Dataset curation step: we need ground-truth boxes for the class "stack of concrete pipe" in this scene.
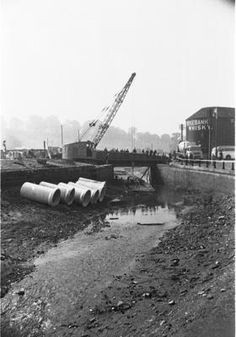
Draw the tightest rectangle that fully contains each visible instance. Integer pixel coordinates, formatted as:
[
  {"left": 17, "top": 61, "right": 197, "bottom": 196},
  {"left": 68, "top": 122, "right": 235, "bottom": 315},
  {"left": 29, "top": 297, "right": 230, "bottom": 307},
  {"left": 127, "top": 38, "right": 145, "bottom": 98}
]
[
  {"left": 77, "top": 177, "right": 106, "bottom": 202},
  {"left": 40, "top": 182, "right": 75, "bottom": 205},
  {"left": 67, "top": 182, "right": 92, "bottom": 207},
  {"left": 72, "top": 181, "right": 99, "bottom": 204},
  {"left": 20, "top": 178, "right": 106, "bottom": 207}
]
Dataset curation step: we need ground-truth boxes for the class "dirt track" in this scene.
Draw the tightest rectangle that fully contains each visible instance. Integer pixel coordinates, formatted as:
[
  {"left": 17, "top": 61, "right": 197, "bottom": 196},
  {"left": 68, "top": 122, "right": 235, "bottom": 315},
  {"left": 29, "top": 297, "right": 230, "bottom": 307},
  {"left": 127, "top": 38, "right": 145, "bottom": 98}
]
[{"left": 1, "top": 183, "right": 235, "bottom": 337}]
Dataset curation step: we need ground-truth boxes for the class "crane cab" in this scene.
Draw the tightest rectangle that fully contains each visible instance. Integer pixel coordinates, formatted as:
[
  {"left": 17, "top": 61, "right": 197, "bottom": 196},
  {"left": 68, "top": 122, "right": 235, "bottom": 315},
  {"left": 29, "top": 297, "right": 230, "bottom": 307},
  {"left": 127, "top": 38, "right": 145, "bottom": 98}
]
[{"left": 62, "top": 141, "right": 107, "bottom": 163}]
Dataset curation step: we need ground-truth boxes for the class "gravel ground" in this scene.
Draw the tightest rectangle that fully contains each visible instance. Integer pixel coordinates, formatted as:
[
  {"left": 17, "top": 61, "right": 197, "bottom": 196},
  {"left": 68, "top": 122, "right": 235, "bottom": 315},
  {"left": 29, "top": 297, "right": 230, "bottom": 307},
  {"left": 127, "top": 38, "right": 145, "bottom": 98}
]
[
  {"left": 1, "top": 183, "right": 235, "bottom": 337},
  {"left": 69, "top": 191, "right": 234, "bottom": 337}
]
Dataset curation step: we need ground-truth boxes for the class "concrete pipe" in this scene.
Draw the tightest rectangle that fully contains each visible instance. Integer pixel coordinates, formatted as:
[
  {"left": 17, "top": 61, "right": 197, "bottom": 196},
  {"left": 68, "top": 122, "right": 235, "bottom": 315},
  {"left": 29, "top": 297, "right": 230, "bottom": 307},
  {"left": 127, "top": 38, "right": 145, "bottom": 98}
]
[
  {"left": 74, "top": 181, "right": 99, "bottom": 204},
  {"left": 20, "top": 182, "right": 61, "bottom": 207},
  {"left": 67, "top": 182, "right": 91, "bottom": 207},
  {"left": 77, "top": 178, "right": 106, "bottom": 202},
  {"left": 78, "top": 177, "right": 106, "bottom": 187},
  {"left": 40, "top": 181, "right": 75, "bottom": 206}
]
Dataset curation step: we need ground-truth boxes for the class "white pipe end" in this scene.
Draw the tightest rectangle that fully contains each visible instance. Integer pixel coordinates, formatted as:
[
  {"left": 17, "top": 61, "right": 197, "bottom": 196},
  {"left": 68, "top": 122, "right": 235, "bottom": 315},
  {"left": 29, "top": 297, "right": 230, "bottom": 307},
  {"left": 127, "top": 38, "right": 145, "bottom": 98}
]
[{"left": 48, "top": 188, "right": 61, "bottom": 206}]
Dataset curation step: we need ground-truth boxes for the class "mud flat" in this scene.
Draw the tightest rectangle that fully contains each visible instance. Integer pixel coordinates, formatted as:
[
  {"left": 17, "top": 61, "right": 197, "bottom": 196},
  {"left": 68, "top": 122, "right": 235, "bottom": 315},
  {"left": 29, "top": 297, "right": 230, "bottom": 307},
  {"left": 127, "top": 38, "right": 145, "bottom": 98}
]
[{"left": 1, "top": 182, "right": 234, "bottom": 337}]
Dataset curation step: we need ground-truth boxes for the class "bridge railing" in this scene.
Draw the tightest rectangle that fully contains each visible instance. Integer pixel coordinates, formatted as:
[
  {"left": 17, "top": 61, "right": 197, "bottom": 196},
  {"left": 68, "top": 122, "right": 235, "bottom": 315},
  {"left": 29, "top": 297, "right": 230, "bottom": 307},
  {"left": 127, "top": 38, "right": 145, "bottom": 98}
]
[
  {"left": 106, "top": 152, "right": 169, "bottom": 163},
  {"left": 174, "top": 157, "right": 235, "bottom": 174}
]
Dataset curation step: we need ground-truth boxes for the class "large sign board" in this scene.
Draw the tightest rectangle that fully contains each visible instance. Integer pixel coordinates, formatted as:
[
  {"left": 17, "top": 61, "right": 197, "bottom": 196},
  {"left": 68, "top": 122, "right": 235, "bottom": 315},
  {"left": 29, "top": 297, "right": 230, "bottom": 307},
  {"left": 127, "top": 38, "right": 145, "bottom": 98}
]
[{"left": 186, "top": 119, "right": 209, "bottom": 131}]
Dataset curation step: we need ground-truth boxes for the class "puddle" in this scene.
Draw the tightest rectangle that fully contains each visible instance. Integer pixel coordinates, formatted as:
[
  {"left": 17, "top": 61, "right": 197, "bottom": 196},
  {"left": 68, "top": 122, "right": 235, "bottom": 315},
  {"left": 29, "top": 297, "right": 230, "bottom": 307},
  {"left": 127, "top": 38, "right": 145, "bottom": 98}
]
[
  {"left": 35, "top": 203, "right": 178, "bottom": 268},
  {"left": 106, "top": 205, "right": 176, "bottom": 226},
  {"left": 30, "top": 202, "right": 180, "bottom": 325}
]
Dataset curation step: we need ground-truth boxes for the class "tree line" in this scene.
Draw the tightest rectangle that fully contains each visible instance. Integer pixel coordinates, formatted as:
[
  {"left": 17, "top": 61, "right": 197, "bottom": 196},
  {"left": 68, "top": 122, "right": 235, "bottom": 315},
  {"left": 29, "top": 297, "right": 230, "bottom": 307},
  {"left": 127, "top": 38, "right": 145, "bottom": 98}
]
[{"left": 2, "top": 115, "right": 180, "bottom": 153}]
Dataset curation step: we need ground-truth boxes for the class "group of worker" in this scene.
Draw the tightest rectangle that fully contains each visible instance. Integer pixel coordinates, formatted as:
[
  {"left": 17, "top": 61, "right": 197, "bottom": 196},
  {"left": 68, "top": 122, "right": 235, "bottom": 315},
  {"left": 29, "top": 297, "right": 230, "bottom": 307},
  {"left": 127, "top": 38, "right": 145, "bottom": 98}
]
[{"left": 104, "top": 147, "right": 163, "bottom": 157}]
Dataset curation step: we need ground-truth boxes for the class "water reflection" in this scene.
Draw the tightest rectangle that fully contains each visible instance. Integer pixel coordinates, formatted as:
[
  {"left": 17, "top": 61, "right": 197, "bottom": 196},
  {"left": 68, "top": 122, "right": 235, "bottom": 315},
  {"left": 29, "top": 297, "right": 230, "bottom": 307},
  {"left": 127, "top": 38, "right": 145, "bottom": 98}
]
[
  {"left": 84, "top": 202, "right": 177, "bottom": 234},
  {"left": 82, "top": 185, "right": 185, "bottom": 234}
]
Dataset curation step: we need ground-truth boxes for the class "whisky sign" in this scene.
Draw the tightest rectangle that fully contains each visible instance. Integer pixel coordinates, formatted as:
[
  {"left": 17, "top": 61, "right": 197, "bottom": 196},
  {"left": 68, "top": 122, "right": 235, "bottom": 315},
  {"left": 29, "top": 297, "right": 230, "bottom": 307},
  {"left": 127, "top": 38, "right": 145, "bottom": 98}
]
[{"left": 186, "top": 119, "right": 209, "bottom": 131}]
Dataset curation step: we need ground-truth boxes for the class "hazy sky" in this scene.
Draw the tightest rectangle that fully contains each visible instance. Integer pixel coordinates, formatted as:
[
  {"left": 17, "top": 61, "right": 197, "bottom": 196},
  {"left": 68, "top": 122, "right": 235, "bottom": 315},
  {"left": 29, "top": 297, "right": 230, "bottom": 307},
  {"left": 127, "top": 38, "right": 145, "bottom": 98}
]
[{"left": 1, "top": 0, "right": 234, "bottom": 135}]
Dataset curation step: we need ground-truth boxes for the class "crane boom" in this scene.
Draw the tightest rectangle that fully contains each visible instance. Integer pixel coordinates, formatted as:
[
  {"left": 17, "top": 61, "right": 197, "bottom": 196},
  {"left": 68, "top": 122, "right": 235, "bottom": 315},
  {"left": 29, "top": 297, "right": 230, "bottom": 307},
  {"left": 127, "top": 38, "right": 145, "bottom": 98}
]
[{"left": 91, "top": 72, "right": 136, "bottom": 148}]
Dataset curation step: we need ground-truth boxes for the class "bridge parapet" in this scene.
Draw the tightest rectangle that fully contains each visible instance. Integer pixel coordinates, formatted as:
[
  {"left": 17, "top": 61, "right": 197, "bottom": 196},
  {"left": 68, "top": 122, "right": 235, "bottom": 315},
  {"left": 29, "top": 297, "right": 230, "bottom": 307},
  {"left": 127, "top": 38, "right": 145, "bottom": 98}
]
[
  {"left": 106, "top": 152, "right": 169, "bottom": 166},
  {"left": 172, "top": 158, "right": 235, "bottom": 176}
]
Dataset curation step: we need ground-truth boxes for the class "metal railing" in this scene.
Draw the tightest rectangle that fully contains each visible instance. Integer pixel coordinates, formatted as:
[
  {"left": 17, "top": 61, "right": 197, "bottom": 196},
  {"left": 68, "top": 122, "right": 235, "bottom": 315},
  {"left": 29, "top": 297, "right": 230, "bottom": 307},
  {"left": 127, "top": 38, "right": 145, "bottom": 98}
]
[{"left": 176, "top": 158, "right": 235, "bottom": 172}]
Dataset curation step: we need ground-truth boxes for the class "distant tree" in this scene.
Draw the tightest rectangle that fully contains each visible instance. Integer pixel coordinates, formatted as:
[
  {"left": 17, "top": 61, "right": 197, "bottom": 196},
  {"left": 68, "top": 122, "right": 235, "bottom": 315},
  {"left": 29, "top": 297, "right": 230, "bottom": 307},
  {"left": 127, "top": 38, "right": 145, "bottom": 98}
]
[
  {"left": 170, "top": 132, "right": 180, "bottom": 152},
  {"left": 6, "top": 135, "right": 22, "bottom": 149},
  {"left": 63, "top": 120, "right": 81, "bottom": 144},
  {"left": 4, "top": 117, "right": 25, "bottom": 148},
  {"left": 26, "top": 115, "right": 46, "bottom": 147},
  {"left": 99, "top": 125, "right": 129, "bottom": 150},
  {"left": 128, "top": 127, "right": 137, "bottom": 150},
  {"left": 45, "top": 116, "right": 61, "bottom": 146},
  {"left": 2, "top": 114, "right": 179, "bottom": 153},
  {"left": 160, "top": 134, "right": 171, "bottom": 152}
]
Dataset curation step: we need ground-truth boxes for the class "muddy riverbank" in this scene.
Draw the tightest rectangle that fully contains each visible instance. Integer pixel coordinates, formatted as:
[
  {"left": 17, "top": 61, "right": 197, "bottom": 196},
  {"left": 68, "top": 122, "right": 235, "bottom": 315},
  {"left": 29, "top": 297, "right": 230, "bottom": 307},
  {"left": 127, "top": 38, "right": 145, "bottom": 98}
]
[
  {"left": 1, "top": 182, "right": 235, "bottom": 337},
  {"left": 1, "top": 182, "right": 168, "bottom": 296}
]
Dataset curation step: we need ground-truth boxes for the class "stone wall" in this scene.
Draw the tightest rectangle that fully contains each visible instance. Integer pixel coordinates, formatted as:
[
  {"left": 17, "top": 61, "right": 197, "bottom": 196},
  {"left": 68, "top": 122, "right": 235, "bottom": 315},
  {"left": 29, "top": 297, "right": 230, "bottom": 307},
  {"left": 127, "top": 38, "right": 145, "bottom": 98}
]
[
  {"left": 157, "top": 164, "right": 235, "bottom": 195},
  {"left": 1, "top": 164, "right": 113, "bottom": 189},
  {"left": 95, "top": 165, "right": 114, "bottom": 181}
]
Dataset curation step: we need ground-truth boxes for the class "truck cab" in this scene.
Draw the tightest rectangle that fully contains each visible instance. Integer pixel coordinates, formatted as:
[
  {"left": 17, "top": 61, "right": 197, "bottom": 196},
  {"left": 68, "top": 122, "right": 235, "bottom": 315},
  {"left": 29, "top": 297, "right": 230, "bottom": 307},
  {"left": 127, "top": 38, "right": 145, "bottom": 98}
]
[
  {"left": 185, "top": 145, "right": 203, "bottom": 159},
  {"left": 211, "top": 146, "right": 235, "bottom": 160}
]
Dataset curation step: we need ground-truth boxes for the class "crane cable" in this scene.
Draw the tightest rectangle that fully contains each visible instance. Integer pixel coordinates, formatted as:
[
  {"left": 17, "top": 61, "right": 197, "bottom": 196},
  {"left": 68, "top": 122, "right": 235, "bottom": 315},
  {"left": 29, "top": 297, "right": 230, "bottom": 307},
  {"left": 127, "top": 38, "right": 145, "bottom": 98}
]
[
  {"left": 79, "top": 106, "right": 107, "bottom": 140},
  {"left": 80, "top": 92, "right": 119, "bottom": 141}
]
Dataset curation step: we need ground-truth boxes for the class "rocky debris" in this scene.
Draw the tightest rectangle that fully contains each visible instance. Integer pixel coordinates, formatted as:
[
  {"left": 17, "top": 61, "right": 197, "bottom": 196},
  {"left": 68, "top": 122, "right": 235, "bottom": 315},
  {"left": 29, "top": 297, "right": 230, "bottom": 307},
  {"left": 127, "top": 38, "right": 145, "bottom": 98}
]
[
  {"left": 110, "top": 233, "right": 119, "bottom": 239},
  {"left": 116, "top": 300, "right": 131, "bottom": 311},
  {"left": 1, "top": 186, "right": 234, "bottom": 337},
  {"left": 79, "top": 192, "right": 234, "bottom": 337},
  {"left": 206, "top": 294, "right": 214, "bottom": 300},
  {"left": 105, "top": 233, "right": 119, "bottom": 240},
  {"left": 197, "top": 290, "right": 205, "bottom": 296},
  {"left": 160, "top": 320, "right": 166, "bottom": 326},
  {"left": 137, "top": 222, "right": 164, "bottom": 226},
  {"left": 110, "top": 198, "right": 122, "bottom": 203},
  {"left": 37, "top": 250, "right": 45, "bottom": 255},
  {"left": 16, "top": 288, "right": 25, "bottom": 296},
  {"left": 1, "top": 253, "right": 6, "bottom": 261},
  {"left": 1, "top": 286, "right": 9, "bottom": 298},
  {"left": 170, "top": 258, "right": 180, "bottom": 266}
]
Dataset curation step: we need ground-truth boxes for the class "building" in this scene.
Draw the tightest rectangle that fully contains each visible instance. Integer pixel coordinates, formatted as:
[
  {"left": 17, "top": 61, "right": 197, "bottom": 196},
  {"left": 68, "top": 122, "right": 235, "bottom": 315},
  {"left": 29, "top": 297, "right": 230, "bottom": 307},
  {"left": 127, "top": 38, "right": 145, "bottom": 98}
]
[{"left": 186, "top": 107, "right": 235, "bottom": 157}]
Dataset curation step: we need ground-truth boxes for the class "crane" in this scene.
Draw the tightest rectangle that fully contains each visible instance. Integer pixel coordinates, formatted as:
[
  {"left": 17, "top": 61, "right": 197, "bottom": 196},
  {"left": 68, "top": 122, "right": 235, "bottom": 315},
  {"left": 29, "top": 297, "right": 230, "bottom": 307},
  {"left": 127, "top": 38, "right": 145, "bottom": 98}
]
[{"left": 82, "top": 72, "right": 136, "bottom": 149}]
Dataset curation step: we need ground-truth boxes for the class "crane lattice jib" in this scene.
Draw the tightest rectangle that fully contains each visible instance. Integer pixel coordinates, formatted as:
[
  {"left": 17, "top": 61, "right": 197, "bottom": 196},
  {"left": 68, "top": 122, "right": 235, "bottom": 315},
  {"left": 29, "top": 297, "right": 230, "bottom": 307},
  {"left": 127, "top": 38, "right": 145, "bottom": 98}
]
[{"left": 92, "top": 72, "right": 136, "bottom": 148}]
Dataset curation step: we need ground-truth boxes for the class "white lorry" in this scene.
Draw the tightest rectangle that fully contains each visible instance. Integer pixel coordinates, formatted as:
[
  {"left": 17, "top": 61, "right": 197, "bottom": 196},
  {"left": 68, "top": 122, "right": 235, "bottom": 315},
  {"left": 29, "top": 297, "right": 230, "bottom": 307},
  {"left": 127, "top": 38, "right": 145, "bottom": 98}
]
[
  {"left": 177, "top": 141, "right": 203, "bottom": 160},
  {"left": 211, "top": 146, "right": 235, "bottom": 160}
]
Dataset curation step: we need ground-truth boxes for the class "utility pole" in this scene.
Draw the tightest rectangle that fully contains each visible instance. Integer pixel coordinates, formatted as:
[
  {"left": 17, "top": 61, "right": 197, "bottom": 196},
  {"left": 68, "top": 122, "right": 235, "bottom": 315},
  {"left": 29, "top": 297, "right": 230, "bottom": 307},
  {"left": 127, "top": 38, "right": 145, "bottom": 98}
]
[
  {"left": 43, "top": 140, "right": 46, "bottom": 158},
  {"left": 61, "top": 124, "right": 64, "bottom": 149},
  {"left": 180, "top": 124, "right": 184, "bottom": 141},
  {"left": 208, "top": 110, "right": 212, "bottom": 159},
  {"left": 213, "top": 108, "right": 218, "bottom": 157}
]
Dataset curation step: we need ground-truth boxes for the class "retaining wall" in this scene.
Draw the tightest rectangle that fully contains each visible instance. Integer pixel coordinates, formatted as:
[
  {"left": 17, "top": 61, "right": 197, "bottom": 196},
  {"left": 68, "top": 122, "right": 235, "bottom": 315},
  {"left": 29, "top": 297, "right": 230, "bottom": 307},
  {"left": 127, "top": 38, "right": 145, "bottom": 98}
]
[
  {"left": 1, "top": 164, "right": 113, "bottom": 189},
  {"left": 158, "top": 164, "right": 235, "bottom": 195}
]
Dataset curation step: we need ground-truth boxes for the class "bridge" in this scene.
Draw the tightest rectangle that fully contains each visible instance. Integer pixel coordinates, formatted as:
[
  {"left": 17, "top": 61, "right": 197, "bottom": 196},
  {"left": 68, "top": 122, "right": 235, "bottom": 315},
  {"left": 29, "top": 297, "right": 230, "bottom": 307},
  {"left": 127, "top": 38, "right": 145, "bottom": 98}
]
[
  {"left": 104, "top": 152, "right": 169, "bottom": 167},
  {"left": 73, "top": 151, "right": 169, "bottom": 167}
]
